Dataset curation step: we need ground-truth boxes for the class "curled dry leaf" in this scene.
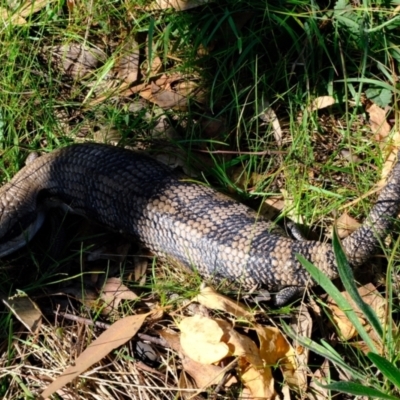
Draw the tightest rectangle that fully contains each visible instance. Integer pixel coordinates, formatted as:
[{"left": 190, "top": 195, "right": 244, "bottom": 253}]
[
  {"left": 41, "top": 312, "right": 151, "bottom": 399},
  {"left": 239, "top": 362, "right": 275, "bottom": 400},
  {"left": 116, "top": 39, "right": 140, "bottom": 84},
  {"left": 256, "top": 325, "right": 306, "bottom": 389},
  {"left": 308, "top": 95, "right": 336, "bottom": 112},
  {"left": 289, "top": 308, "right": 312, "bottom": 392},
  {"left": 309, "top": 359, "right": 331, "bottom": 400},
  {"left": 160, "top": 329, "right": 234, "bottom": 388},
  {"left": 42, "top": 43, "right": 106, "bottom": 80},
  {"left": 327, "top": 283, "right": 390, "bottom": 352},
  {"left": 193, "top": 285, "right": 253, "bottom": 319},
  {"left": 179, "top": 316, "right": 278, "bottom": 399},
  {"left": 367, "top": 103, "right": 391, "bottom": 142},
  {"left": 3, "top": 294, "right": 42, "bottom": 332},
  {"left": 100, "top": 277, "right": 139, "bottom": 315},
  {"left": 334, "top": 212, "right": 361, "bottom": 239}
]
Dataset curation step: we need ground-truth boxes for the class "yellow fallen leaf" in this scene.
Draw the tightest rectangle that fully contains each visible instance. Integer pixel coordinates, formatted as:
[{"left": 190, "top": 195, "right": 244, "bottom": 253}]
[
  {"left": 1, "top": 0, "right": 48, "bottom": 25},
  {"left": 308, "top": 95, "right": 335, "bottom": 111},
  {"left": 227, "top": 327, "right": 263, "bottom": 369},
  {"left": 240, "top": 361, "right": 275, "bottom": 400},
  {"left": 193, "top": 285, "right": 253, "bottom": 319},
  {"left": 256, "top": 325, "right": 305, "bottom": 389},
  {"left": 160, "top": 329, "right": 235, "bottom": 388},
  {"left": 0, "top": 7, "right": 26, "bottom": 24},
  {"left": 179, "top": 315, "right": 230, "bottom": 364}
]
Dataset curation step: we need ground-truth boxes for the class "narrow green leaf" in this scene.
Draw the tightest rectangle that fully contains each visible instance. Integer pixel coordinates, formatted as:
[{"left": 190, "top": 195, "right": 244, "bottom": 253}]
[
  {"left": 281, "top": 321, "right": 364, "bottom": 380},
  {"left": 297, "top": 254, "right": 379, "bottom": 353},
  {"left": 335, "top": 78, "right": 400, "bottom": 96},
  {"left": 332, "top": 231, "right": 383, "bottom": 338},
  {"left": 321, "top": 381, "right": 400, "bottom": 399},
  {"left": 368, "top": 352, "right": 400, "bottom": 389}
]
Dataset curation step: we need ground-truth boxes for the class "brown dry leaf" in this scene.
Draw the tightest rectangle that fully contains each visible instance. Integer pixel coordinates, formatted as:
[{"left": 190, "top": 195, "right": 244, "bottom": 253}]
[
  {"left": 309, "top": 359, "right": 331, "bottom": 400},
  {"left": 193, "top": 285, "right": 253, "bottom": 319},
  {"left": 159, "top": 328, "right": 182, "bottom": 351},
  {"left": 100, "top": 277, "right": 139, "bottom": 315},
  {"left": 124, "top": 73, "right": 198, "bottom": 110},
  {"left": 256, "top": 325, "right": 305, "bottom": 389},
  {"left": 150, "top": 55, "right": 163, "bottom": 76},
  {"left": 177, "top": 317, "right": 276, "bottom": 397},
  {"left": 41, "top": 312, "right": 150, "bottom": 399},
  {"left": 261, "top": 195, "right": 285, "bottom": 220},
  {"left": 181, "top": 352, "right": 233, "bottom": 388},
  {"left": 367, "top": 103, "right": 391, "bottom": 142},
  {"left": 335, "top": 212, "right": 361, "bottom": 239},
  {"left": 380, "top": 140, "right": 400, "bottom": 182},
  {"left": 327, "top": 283, "right": 388, "bottom": 349},
  {"left": 308, "top": 95, "right": 335, "bottom": 112},
  {"left": 179, "top": 315, "right": 230, "bottom": 364},
  {"left": 116, "top": 40, "right": 140, "bottom": 84},
  {"left": 43, "top": 43, "right": 106, "bottom": 79},
  {"left": 228, "top": 326, "right": 276, "bottom": 399},
  {"left": 3, "top": 294, "right": 42, "bottom": 332},
  {"left": 289, "top": 308, "right": 312, "bottom": 391},
  {"left": 329, "top": 302, "right": 359, "bottom": 340},
  {"left": 148, "top": 0, "right": 210, "bottom": 10},
  {"left": 139, "top": 81, "right": 187, "bottom": 109},
  {"left": 178, "top": 371, "right": 198, "bottom": 400}
]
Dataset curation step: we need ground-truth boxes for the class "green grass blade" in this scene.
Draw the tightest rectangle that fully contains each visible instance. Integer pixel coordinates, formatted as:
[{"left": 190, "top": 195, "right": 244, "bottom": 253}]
[
  {"left": 297, "top": 254, "right": 379, "bottom": 353},
  {"left": 368, "top": 352, "right": 400, "bottom": 389},
  {"left": 321, "top": 381, "right": 400, "bottom": 399},
  {"left": 281, "top": 321, "right": 365, "bottom": 380},
  {"left": 332, "top": 231, "right": 383, "bottom": 338}
]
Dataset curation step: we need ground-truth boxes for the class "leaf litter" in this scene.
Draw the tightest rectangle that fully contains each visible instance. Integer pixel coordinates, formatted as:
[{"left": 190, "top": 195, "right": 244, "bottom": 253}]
[{"left": 2, "top": 1, "right": 400, "bottom": 399}]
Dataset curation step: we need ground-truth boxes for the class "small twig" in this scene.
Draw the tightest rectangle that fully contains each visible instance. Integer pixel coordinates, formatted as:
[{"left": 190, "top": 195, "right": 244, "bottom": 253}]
[
  {"left": 209, "top": 358, "right": 239, "bottom": 400},
  {"left": 195, "top": 149, "right": 286, "bottom": 156},
  {"left": 55, "top": 311, "right": 110, "bottom": 329},
  {"left": 135, "top": 360, "right": 165, "bottom": 376},
  {"left": 138, "top": 333, "right": 169, "bottom": 347}
]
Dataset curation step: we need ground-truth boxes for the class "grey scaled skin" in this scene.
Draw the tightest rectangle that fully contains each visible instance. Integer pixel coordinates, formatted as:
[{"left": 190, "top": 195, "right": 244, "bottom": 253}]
[{"left": 0, "top": 143, "right": 399, "bottom": 305}]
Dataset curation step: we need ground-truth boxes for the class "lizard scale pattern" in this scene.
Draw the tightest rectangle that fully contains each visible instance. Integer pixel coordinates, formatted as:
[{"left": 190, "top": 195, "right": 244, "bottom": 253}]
[{"left": 0, "top": 143, "right": 399, "bottom": 304}]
